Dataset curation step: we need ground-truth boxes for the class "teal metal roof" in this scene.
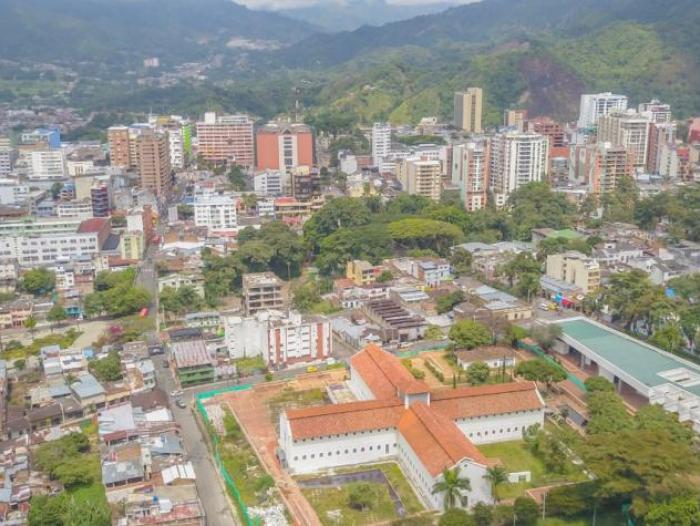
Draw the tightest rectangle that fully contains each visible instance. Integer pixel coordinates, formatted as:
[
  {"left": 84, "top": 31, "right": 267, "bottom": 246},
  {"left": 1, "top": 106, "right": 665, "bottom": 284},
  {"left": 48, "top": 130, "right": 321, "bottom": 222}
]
[{"left": 557, "top": 318, "right": 700, "bottom": 392}]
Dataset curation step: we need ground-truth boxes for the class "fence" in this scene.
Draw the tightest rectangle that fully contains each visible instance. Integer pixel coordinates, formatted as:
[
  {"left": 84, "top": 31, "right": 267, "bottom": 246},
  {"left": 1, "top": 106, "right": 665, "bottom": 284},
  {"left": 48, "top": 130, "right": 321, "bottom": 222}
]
[
  {"left": 516, "top": 340, "right": 588, "bottom": 392},
  {"left": 194, "top": 384, "right": 259, "bottom": 526}
]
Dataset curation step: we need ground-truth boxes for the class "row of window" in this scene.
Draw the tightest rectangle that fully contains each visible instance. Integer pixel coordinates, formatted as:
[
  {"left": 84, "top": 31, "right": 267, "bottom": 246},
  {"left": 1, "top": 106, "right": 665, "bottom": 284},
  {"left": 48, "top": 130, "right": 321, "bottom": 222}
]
[{"left": 293, "top": 443, "right": 395, "bottom": 462}]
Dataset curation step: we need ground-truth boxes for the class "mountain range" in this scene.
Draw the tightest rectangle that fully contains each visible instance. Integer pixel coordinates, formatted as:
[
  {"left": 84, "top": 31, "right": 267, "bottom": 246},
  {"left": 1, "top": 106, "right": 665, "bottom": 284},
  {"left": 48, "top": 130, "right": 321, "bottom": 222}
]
[{"left": 1, "top": 0, "right": 700, "bottom": 127}]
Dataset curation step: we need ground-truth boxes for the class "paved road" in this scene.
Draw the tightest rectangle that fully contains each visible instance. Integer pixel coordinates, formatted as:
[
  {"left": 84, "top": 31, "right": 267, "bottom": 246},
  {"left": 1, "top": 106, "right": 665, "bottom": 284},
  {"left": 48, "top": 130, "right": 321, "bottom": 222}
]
[{"left": 152, "top": 353, "right": 239, "bottom": 526}]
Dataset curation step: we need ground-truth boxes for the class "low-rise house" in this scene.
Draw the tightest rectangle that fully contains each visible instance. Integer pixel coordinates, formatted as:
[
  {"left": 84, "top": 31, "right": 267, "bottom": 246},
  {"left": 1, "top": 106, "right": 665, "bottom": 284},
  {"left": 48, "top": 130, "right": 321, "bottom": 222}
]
[
  {"left": 102, "top": 458, "right": 146, "bottom": 489},
  {"left": 455, "top": 346, "right": 516, "bottom": 370},
  {"left": 346, "top": 260, "right": 385, "bottom": 286},
  {"left": 454, "top": 281, "right": 532, "bottom": 325},
  {"left": 70, "top": 373, "right": 106, "bottom": 411},
  {"left": 184, "top": 311, "right": 220, "bottom": 330},
  {"left": 157, "top": 272, "right": 205, "bottom": 296},
  {"left": 333, "top": 279, "right": 390, "bottom": 309},
  {"left": 362, "top": 299, "right": 427, "bottom": 344},
  {"left": 123, "top": 484, "right": 205, "bottom": 526},
  {"left": 0, "top": 299, "right": 31, "bottom": 330}
]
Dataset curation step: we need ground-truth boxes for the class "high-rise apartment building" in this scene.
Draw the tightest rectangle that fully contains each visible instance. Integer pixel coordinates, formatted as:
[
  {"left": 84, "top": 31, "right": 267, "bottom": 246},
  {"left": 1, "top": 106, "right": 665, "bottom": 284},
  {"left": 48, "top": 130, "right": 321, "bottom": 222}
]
[
  {"left": 489, "top": 132, "right": 549, "bottom": 207},
  {"left": 136, "top": 131, "right": 172, "bottom": 195},
  {"left": 504, "top": 109, "right": 527, "bottom": 130},
  {"left": 371, "top": 122, "right": 391, "bottom": 166},
  {"left": 0, "top": 139, "right": 16, "bottom": 177},
  {"left": 647, "top": 122, "right": 677, "bottom": 174},
  {"left": 196, "top": 112, "right": 254, "bottom": 167},
  {"left": 546, "top": 251, "right": 600, "bottom": 294},
  {"left": 452, "top": 141, "right": 490, "bottom": 211},
  {"left": 577, "top": 92, "right": 628, "bottom": 129},
  {"left": 597, "top": 111, "right": 651, "bottom": 171},
  {"left": 526, "top": 117, "right": 565, "bottom": 148},
  {"left": 454, "top": 88, "right": 483, "bottom": 133},
  {"left": 398, "top": 158, "right": 442, "bottom": 202},
  {"left": 570, "top": 143, "right": 633, "bottom": 195},
  {"left": 107, "top": 126, "right": 131, "bottom": 168},
  {"left": 638, "top": 100, "right": 672, "bottom": 123},
  {"left": 256, "top": 123, "right": 313, "bottom": 171}
]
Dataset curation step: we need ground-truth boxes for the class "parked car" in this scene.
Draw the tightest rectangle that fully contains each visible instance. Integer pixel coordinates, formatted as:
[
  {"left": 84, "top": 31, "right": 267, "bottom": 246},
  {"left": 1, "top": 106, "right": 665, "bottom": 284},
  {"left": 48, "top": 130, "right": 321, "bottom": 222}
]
[{"left": 176, "top": 399, "right": 187, "bottom": 409}]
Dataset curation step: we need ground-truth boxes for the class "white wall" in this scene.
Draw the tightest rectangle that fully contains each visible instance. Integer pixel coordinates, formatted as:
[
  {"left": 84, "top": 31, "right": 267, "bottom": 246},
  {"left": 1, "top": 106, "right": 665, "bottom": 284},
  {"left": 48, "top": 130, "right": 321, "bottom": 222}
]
[
  {"left": 455, "top": 409, "right": 544, "bottom": 445},
  {"left": 348, "top": 364, "right": 377, "bottom": 401}
]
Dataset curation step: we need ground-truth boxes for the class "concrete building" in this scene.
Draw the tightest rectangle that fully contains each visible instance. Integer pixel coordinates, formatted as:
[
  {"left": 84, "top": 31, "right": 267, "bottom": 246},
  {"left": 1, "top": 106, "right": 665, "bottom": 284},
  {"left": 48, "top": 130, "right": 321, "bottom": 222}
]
[
  {"left": 504, "top": 109, "right": 527, "bottom": 130},
  {"left": 452, "top": 141, "right": 490, "bottom": 211},
  {"left": 193, "top": 193, "right": 238, "bottom": 232},
  {"left": 21, "top": 127, "right": 61, "bottom": 149},
  {"left": 362, "top": 299, "right": 427, "bottom": 343},
  {"left": 242, "top": 272, "right": 286, "bottom": 315},
  {"left": 107, "top": 126, "right": 132, "bottom": 168},
  {"left": 554, "top": 317, "right": 700, "bottom": 433},
  {"left": 545, "top": 251, "right": 600, "bottom": 294},
  {"left": 455, "top": 346, "right": 516, "bottom": 370},
  {"left": 371, "top": 123, "right": 391, "bottom": 166},
  {"left": 279, "top": 344, "right": 545, "bottom": 511},
  {"left": 137, "top": 130, "right": 172, "bottom": 195},
  {"left": 169, "top": 340, "right": 215, "bottom": 387},
  {"left": 597, "top": 111, "right": 651, "bottom": 172},
  {"left": 346, "top": 259, "right": 384, "bottom": 286},
  {"left": 570, "top": 142, "right": 633, "bottom": 195},
  {"left": 256, "top": 122, "right": 313, "bottom": 171},
  {"left": 0, "top": 143, "right": 16, "bottom": 176},
  {"left": 647, "top": 122, "right": 676, "bottom": 174},
  {"left": 56, "top": 199, "right": 94, "bottom": 219},
  {"left": 225, "top": 310, "right": 332, "bottom": 368},
  {"left": 638, "top": 100, "right": 672, "bottom": 123},
  {"left": 577, "top": 92, "right": 628, "bottom": 129},
  {"left": 254, "top": 170, "right": 286, "bottom": 197},
  {"left": 121, "top": 231, "right": 145, "bottom": 260},
  {"left": 454, "top": 88, "right": 483, "bottom": 133},
  {"left": 196, "top": 112, "right": 254, "bottom": 167},
  {"left": 490, "top": 132, "right": 548, "bottom": 207},
  {"left": 526, "top": 117, "right": 565, "bottom": 148},
  {"left": 398, "top": 158, "right": 442, "bottom": 201},
  {"left": 29, "top": 149, "right": 66, "bottom": 180}
]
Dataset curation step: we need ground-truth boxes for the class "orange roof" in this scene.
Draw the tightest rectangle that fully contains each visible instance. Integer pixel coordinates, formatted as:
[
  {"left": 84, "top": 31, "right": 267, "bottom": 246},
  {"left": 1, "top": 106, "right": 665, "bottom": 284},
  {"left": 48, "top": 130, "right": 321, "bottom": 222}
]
[
  {"left": 286, "top": 399, "right": 403, "bottom": 440},
  {"left": 77, "top": 217, "right": 109, "bottom": 233},
  {"left": 399, "top": 402, "right": 487, "bottom": 477},
  {"left": 431, "top": 382, "right": 543, "bottom": 420},
  {"left": 350, "top": 344, "right": 429, "bottom": 400}
]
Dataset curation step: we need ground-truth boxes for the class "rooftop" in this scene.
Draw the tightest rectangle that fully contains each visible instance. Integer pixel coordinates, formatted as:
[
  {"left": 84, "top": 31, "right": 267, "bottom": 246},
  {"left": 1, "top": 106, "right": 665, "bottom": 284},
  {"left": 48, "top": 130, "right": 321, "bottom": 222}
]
[
  {"left": 351, "top": 343, "right": 429, "bottom": 399},
  {"left": 455, "top": 346, "right": 515, "bottom": 364},
  {"left": 170, "top": 340, "right": 214, "bottom": 369}
]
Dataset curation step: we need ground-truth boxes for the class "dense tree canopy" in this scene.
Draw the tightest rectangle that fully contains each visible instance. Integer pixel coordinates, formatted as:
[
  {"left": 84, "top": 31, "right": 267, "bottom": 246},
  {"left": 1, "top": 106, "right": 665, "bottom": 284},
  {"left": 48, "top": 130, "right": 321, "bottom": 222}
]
[
  {"left": 21, "top": 267, "right": 55, "bottom": 295},
  {"left": 449, "top": 320, "right": 492, "bottom": 349}
]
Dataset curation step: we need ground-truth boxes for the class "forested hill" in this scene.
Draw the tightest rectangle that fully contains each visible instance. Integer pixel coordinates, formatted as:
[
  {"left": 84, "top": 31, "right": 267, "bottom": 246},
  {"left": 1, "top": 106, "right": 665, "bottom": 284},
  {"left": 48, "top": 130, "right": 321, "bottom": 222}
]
[
  {"left": 273, "top": 0, "right": 699, "bottom": 68},
  {"left": 0, "top": 0, "right": 317, "bottom": 67}
]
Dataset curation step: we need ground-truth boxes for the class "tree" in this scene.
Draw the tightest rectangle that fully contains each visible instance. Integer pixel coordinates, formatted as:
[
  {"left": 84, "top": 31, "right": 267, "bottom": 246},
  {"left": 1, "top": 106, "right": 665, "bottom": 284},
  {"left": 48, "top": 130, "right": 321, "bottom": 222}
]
[
  {"left": 472, "top": 502, "right": 493, "bottom": 526},
  {"left": 449, "top": 320, "right": 492, "bottom": 349},
  {"left": 484, "top": 466, "right": 508, "bottom": 503},
  {"left": 388, "top": 218, "right": 463, "bottom": 255},
  {"left": 586, "top": 391, "right": 633, "bottom": 434},
  {"left": 650, "top": 323, "right": 684, "bottom": 354},
  {"left": 227, "top": 165, "right": 247, "bottom": 190},
  {"left": 545, "top": 482, "right": 596, "bottom": 518},
  {"left": 21, "top": 268, "right": 55, "bottom": 295},
  {"left": 432, "top": 467, "right": 471, "bottom": 510},
  {"left": 376, "top": 270, "right": 393, "bottom": 283},
  {"left": 177, "top": 204, "right": 193, "bottom": 219},
  {"left": 438, "top": 508, "right": 474, "bottom": 526},
  {"left": 14, "top": 359, "right": 26, "bottom": 370},
  {"left": 634, "top": 404, "right": 694, "bottom": 445},
  {"left": 503, "top": 325, "right": 528, "bottom": 347},
  {"left": 303, "top": 197, "right": 372, "bottom": 251},
  {"left": 47, "top": 303, "right": 68, "bottom": 330},
  {"left": 89, "top": 351, "right": 123, "bottom": 382},
  {"left": 347, "top": 483, "right": 378, "bottom": 511},
  {"left": 583, "top": 376, "right": 615, "bottom": 393},
  {"left": 450, "top": 248, "right": 473, "bottom": 276},
  {"left": 436, "top": 290, "right": 465, "bottom": 314},
  {"left": 514, "top": 359, "right": 566, "bottom": 390},
  {"left": 28, "top": 494, "right": 67, "bottom": 526},
  {"left": 467, "top": 361, "right": 490, "bottom": 386},
  {"left": 25, "top": 316, "right": 37, "bottom": 341},
  {"left": 500, "top": 253, "right": 541, "bottom": 295},
  {"left": 644, "top": 496, "right": 700, "bottom": 526},
  {"left": 530, "top": 324, "right": 562, "bottom": 350},
  {"left": 513, "top": 497, "right": 539, "bottom": 526},
  {"left": 425, "top": 325, "right": 443, "bottom": 340}
]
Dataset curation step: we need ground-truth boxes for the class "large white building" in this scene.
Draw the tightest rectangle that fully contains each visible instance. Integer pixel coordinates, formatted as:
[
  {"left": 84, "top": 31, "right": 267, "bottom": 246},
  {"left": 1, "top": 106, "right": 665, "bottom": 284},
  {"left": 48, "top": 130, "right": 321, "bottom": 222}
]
[
  {"left": 452, "top": 141, "right": 490, "bottom": 211},
  {"left": 489, "top": 132, "right": 549, "bottom": 207},
  {"left": 29, "top": 149, "right": 67, "bottom": 180},
  {"left": 225, "top": 310, "right": 332, "bottom": 368},
  {"left": 577, "top": 92, "right": 629, "bottom": 129},
  {"left": 193, "top": 194, "right": 238, "bottom": 232},
  {"left": 279, "top": 344, "right": 545, "bottom": 511},
  {"left": 371, "top": 123, "right": 392, "bottom": 166}
]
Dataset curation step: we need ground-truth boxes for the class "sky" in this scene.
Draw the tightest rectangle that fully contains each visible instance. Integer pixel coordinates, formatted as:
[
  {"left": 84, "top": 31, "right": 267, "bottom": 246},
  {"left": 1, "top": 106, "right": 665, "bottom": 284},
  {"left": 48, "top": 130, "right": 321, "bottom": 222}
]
[{"left": 236, "top": 0, "right": 479, "bottom": 10}]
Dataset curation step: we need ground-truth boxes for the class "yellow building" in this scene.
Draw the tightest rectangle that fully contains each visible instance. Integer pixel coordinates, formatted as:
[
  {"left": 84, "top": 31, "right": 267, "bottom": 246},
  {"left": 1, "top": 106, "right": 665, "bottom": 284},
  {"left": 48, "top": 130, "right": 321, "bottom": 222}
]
[
  {"left": 545, "top": 251, "right": 600, "bottom": 294},
  {"left": 454, "top": 88, "right": 484, "bottom": 133},
  {"left": 346, "top": 259, "right": 383, "bottom": 286}
]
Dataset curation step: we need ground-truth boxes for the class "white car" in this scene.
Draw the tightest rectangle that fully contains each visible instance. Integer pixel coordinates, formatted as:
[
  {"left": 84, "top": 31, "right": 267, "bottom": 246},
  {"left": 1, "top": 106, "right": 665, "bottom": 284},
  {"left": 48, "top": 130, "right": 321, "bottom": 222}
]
[{"left": 170, "top": 389, "right": 183, "bottom": 397}]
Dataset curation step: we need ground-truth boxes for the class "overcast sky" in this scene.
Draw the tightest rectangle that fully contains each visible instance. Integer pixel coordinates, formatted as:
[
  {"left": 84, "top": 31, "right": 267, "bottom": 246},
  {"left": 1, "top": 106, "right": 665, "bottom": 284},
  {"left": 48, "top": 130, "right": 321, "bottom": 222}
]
[{"left": 237, "top": 0, "right": 479, "bottom": 10}]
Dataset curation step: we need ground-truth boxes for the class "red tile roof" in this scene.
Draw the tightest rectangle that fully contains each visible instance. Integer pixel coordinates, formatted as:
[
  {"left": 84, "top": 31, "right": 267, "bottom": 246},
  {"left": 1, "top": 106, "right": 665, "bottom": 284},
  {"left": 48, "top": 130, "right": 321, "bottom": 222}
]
[
  {"left": 287, "top": 399, "right": 403, "bottom": 440},
  {"left": 77, "top": 217, "right": 109, "bottom": 233},
  {"left": 431, "top": 382, "right": 543, "bottom": 420},
  {"left": 350, "top": 344, "right": 429, "bottom": 400},
  {"left": 399, "top": 402, "right": 487, "bottom": 477}
]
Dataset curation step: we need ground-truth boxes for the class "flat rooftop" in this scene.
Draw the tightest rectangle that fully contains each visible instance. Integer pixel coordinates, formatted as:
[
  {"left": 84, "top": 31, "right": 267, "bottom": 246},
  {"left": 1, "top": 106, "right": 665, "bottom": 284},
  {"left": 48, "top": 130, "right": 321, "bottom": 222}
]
[{"left": 557, "top": 318, "right": 700, "bottom": 396}]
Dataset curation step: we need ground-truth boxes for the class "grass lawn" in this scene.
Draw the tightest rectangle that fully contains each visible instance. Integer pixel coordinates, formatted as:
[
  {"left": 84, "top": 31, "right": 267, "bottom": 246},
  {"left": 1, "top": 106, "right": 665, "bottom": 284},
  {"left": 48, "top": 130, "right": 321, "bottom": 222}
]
[
  {"left": 300, "top": 462, "right": 425, "bottom": 526},
  {"left": 539, "top": 508, "right": 626, "bottom": 525},
  {"left": 234, "top": 355, "right": 267, "bottom": 376},
  {"left": 266, "top": 387, "right": 327, "bottom": 425},
  {"left": 478, "top": 441, "right": 587, "bottom": 500},
  {"left": 1, "top": 329, "right": 82, "bottom": 361}
]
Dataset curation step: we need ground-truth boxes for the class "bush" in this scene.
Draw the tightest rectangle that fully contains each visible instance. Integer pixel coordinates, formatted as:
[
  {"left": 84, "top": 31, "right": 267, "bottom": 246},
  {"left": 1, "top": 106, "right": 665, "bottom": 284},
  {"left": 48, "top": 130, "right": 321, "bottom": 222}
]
[
  {"left": 347, "top": 483, "right": 378, "bottom": 511},
  {"left": 401, "top": 358, "right": 426, "bottom": 379},
  {"left": 546, "top": 483, "right": 596, "bottom": 517},
  {"left": 439, "top": 508, "right": 474, "bottom": 526},
  {"left": 425, "top": 358, "right": 445, "bottom": 382},
  {"left": 584, "top": 376, "right": 615, "bottom": 393},
  {"left": 513, "top": 497, "right": 539, "bottom": 526}
]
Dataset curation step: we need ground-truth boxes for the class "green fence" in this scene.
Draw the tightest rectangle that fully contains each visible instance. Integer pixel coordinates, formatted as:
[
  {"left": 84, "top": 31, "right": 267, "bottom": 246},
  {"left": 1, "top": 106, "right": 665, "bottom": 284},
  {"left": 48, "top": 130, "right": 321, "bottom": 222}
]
[
  {"left": 195, "top": 384, "right": 260, "bottom": 526},
  {"left": 516, "top": 340, "right": 588, "bottom": 392}
]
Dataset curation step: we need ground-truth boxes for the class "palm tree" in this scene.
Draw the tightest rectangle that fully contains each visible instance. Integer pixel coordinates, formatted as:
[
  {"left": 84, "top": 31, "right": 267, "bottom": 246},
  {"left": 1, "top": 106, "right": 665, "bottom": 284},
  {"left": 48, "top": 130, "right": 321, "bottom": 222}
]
[
  {"left": 484, "top": 465, "right": 508, "bottom": 503},
  {"left": 432, "top": 467, "right": 471, "bottom": 510}
]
